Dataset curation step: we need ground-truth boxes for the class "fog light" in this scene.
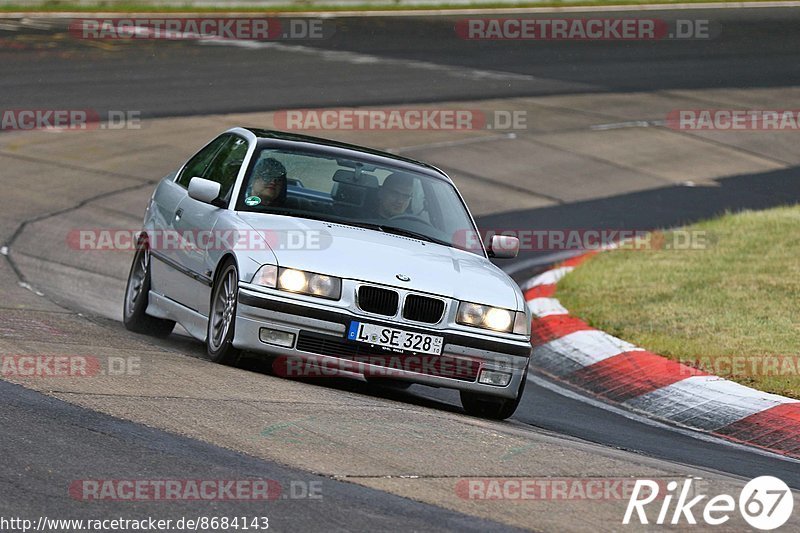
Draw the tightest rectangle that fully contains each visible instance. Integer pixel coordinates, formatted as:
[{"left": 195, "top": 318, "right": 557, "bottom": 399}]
[
  {"left": 259, "top": 328, "right": 295, "bottom": 348},
  {"left": 478, "top": 369, "right": 511, "bottom": 387}
]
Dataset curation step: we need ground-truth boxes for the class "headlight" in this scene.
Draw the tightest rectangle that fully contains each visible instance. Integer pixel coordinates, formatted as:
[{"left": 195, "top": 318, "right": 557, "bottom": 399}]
[
  {"left": 457, "top": 302, "right": 528, "bottom": 335},
  {"left": 251, "top": 265, "right": 341, "bottom": 300},
  {"left": 278, "top": 268, "right": 341, "bottom": 300},
  {"left": 484, "top": 307, "right": 513, "bottom": 331},
  {"left": 279, "top": 268, "right": 307, "bottom": 292}
]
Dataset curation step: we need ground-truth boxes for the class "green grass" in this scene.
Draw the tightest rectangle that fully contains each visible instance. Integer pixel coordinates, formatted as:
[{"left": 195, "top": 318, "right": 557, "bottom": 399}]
[
  {"left": 0, "top": 0, "right": 791, "bottom": 13},
  {"left": 557, "top": 205, "right": 800, "bottom": 399}
]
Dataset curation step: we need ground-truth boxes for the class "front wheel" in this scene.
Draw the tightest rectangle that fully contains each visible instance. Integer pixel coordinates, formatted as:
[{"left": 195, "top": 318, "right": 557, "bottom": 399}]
[
  {"left": 123, "top": 243, "right": 175, "bottom": 338},
  {"left": 460, "top": 374, "right": 527, "bottom": 420},
  {"left": 207, "top": 259, "right": 241, "bottom": 365}
]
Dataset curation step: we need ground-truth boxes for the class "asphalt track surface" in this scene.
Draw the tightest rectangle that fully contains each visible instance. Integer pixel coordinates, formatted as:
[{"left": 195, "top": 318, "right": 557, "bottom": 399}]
[
  {"left": 2, "top": 6, "right": 800, "bottom": 529},
  {"left": 2, "top": 8, "right": 800, "bottom": 117},
  {"left": 0, "top": 379, "right": 521, "bottom": 532}
]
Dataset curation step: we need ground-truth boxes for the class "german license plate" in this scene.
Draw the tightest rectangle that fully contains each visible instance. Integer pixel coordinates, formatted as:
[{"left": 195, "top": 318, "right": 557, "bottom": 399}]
[{"left": 347, "top": 321, "right": 443, "bottom": 356}]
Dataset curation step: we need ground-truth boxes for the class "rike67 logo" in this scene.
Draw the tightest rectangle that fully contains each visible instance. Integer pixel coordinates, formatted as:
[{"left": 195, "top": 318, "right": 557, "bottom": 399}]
[{"left": 624, "top": 476, "right": 793, "bottom": 530}]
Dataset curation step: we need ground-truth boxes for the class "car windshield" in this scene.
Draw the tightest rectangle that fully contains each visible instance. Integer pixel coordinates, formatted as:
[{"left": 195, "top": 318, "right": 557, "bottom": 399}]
[{"left": 236, "top": 147, "right": 483, "bottom": 255}]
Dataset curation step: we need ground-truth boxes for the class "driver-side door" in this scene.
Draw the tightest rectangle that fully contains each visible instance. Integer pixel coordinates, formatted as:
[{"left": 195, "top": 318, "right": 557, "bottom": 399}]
[
  {"left": 173, "top": 134, "right": 249, "bottom": 317},
  {"left": 150, "top": 134, "right": 228, "bottom": 307}
]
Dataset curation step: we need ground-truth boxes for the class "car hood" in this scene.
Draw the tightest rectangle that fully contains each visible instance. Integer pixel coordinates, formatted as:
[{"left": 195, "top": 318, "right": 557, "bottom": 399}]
[{"left": 237, "top": 213, "right": 522, "bottom": 310}]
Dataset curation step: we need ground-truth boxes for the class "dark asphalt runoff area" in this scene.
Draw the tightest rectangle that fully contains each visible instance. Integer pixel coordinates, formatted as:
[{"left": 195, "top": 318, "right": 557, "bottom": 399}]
[{"left": 2, "top": 6, "right": 800, "bottom": 528}]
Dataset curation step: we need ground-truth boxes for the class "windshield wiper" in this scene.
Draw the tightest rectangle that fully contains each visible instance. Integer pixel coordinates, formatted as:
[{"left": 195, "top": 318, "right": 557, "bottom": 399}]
[
  {"left": 378, "top": 225, "right": 451, "bottom": 247},
  {"left": 334, "top": 220, "right": 385, "bottom": 232}
]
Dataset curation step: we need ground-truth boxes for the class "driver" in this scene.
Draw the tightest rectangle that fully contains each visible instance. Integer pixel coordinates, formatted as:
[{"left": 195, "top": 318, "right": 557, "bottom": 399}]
[
  {"left": 249, "top": 158, "right": 287, "bottom": 206},
  {"left": 376, "top": 172, "right": 414, "bottom": 219}
]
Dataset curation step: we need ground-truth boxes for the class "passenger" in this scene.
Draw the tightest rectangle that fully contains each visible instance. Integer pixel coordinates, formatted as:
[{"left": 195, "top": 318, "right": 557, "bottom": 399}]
[
  {"left": 249, "top": 158, "right": 287, "bottom": 206},
  {"left": 375, "top": 172, "right": 414, "bottom": 219}
]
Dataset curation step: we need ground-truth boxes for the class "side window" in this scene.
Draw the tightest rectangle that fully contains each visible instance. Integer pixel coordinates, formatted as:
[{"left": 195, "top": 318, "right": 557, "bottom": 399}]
[
  {"left": 204, "top": 136, "right": 249, "bottom": 202},
  {"left": 175, "top": 135, "right": 229, "bottom": 188}
]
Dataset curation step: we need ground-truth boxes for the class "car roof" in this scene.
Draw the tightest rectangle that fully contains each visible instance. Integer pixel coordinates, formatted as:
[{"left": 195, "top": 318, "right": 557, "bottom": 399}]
[{"left": 244, "top": 128, "right": 451, "bottom": 182}]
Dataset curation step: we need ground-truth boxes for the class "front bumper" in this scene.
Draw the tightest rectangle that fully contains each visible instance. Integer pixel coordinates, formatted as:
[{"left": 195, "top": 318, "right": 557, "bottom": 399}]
[{"left": 233, "top": 287, "right": 531, "bottom": 399}]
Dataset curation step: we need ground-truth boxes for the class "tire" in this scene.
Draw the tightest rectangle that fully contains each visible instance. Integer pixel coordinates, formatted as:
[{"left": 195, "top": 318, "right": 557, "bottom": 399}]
[
  {"left": 123, "top": 241, "right": 175, "bottom": 338},
  {"left": 207, "top": 259, "right": 241, "bottom": 365},
  {"left": 460, "top": 373, "right": 527, "bottom": 420}
]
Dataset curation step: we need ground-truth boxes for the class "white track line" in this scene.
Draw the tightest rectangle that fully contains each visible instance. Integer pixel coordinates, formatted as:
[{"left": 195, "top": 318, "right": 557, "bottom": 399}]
[{"left": 199, "top": 39, "right": 542, "bottom": 82}]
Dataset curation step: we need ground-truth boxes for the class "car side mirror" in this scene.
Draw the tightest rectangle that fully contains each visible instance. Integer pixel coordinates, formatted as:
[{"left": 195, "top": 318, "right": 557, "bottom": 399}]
[
  {"left": 188, "top": 177, "right": 222, "bottom": 206},
  {"left": 488, "top": 235, "right": 520, "bottom": 259}
]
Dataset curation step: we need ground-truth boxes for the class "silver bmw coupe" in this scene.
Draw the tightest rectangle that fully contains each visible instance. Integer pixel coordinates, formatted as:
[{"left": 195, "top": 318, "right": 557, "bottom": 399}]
[{"left": 124, "top": 128, "right": 531, "bottom": 419}]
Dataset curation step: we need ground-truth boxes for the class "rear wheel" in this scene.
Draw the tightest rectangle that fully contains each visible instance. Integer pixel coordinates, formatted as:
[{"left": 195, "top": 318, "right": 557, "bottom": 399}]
[
  {"left": 460, "top": 374, "right": 527, "bottom": 420},
  {"left": 123, "top": 242, "right": 175, "bottom": 338},
  {"left": 207, "top": 259, "right": 241, "bottom": 365}
]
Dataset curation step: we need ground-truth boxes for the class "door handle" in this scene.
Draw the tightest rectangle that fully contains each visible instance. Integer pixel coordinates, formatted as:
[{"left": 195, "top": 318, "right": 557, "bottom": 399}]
[{"left": 175, "top": 208, "right": 183, "bottom": 221}]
